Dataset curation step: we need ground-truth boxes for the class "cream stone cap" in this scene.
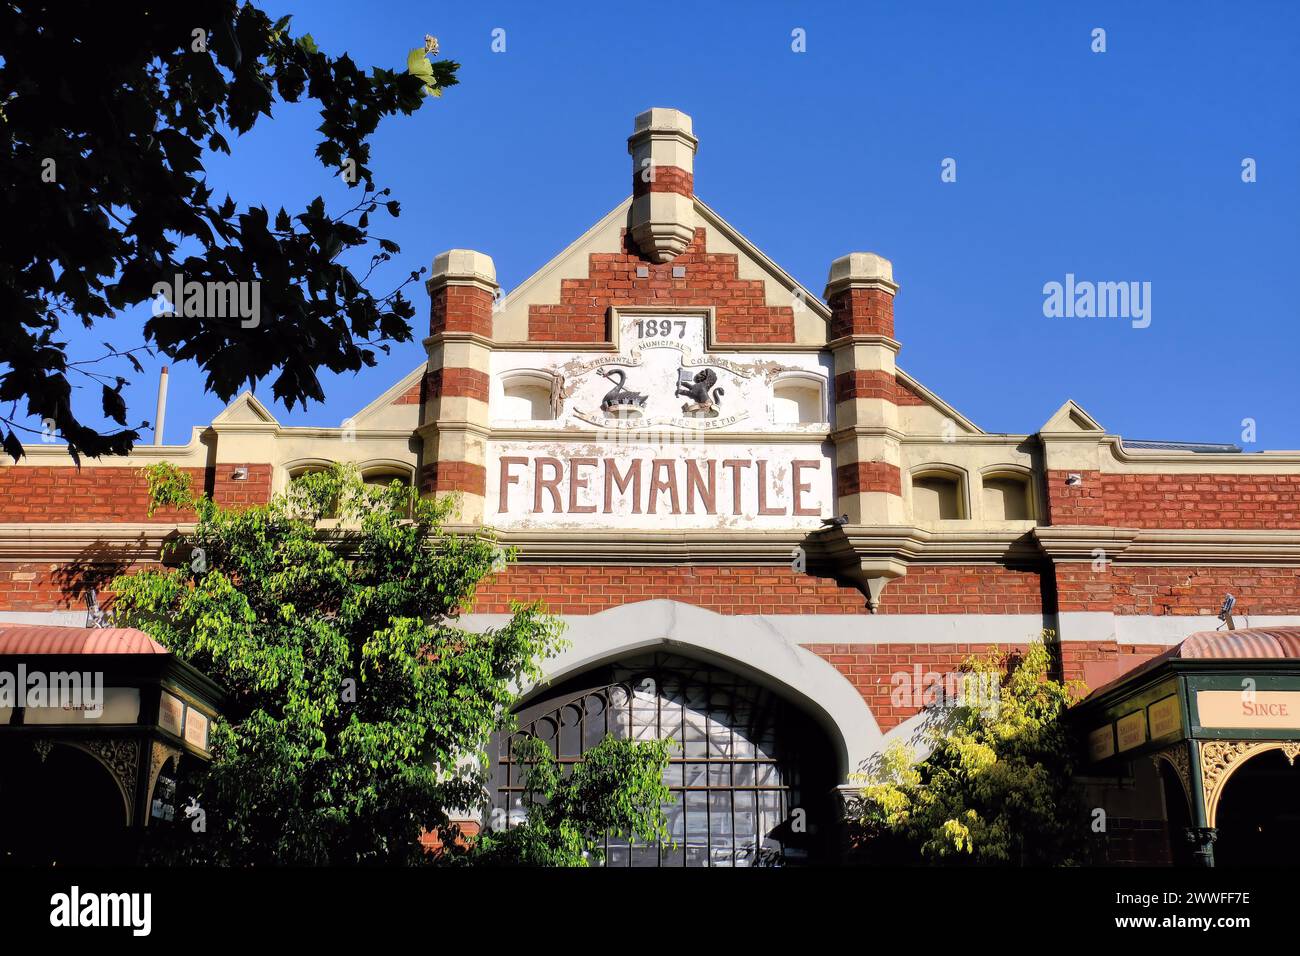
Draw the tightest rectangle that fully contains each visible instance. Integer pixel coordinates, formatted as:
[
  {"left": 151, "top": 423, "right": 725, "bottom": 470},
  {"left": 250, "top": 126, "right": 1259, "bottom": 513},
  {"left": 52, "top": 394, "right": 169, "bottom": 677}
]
[
  {"left": 825, "top": 252, "right": 898, "bottom": 298},
  {"left": 628, "top": 108, "right": 698, "bottom": 148},
  {"left": 430, "top": 249, "right": 498, "bottom": 288}
]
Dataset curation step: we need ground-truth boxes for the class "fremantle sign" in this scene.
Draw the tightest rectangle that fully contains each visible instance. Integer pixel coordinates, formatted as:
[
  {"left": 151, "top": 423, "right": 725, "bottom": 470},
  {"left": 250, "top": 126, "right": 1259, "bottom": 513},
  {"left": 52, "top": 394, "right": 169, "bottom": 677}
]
[{"left": 488, "top": 442, "right": 832, "bottom": 530}]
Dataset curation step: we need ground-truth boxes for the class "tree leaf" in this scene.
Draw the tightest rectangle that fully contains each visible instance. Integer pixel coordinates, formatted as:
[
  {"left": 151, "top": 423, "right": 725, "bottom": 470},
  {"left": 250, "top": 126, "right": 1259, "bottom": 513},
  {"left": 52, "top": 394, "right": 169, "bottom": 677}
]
[{"left": 102, "top": 383, "right": 128, "bottom": 425}]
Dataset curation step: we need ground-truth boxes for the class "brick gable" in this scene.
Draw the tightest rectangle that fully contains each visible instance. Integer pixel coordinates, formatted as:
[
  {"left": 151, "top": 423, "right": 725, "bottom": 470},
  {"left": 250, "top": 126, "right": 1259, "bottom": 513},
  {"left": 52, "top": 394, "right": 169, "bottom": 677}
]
[{"left": 527, "top": 229, "right": 796, "bottom": 344}]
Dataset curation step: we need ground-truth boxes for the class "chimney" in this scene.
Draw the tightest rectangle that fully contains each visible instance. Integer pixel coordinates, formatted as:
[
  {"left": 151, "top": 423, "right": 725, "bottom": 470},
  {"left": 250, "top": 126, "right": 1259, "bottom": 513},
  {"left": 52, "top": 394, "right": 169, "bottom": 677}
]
[
  {"left": 153, "top": 365, "right": 169, "bottom": 445},
  {"left": 627, "top": 107, "right": 697, "bottom": 262}
]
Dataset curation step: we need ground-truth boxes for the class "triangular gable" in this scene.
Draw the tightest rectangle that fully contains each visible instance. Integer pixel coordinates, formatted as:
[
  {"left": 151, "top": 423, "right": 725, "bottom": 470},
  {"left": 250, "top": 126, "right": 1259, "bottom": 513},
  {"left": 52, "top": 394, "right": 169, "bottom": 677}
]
[
  {"left": 211, "top": 391, "right": 278, "bottom": 425},
  {"left": 895, "top": 369, "right": 983, "bottom": 434},
  {"left": 1040, "top": 399, "right": 1105, "bottom": 435},
  {"left": 693, "top": 198, "right": 830, "bottom": 321},
  {"left": 490, "top": 194, "right": 833, "bottom": 344},
  {"left": 491, "top": 199, "right": 633, "bottom": 342},
  {"left": 349, "top": 364, "right": 425, "bottom": 427}
]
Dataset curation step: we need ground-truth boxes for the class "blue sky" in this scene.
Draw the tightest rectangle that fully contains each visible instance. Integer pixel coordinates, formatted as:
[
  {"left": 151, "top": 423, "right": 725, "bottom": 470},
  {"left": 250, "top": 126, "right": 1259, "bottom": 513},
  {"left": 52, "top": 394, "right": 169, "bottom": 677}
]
[{"left": 66, "top": 1, "right": 1300, "bottom": 448}]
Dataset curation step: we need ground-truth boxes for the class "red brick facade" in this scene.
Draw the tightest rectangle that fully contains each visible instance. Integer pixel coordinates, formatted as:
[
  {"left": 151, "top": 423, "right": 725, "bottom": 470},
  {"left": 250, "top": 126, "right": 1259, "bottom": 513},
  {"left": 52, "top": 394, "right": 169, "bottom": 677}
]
[
  {"left": 1, "top": 105, "right": 1293, "bottom": 867},
  {"left": 1100, "top": 473, "right": 1300, "bottom": 529},
  {"left": 470, "top": 563, "right": 1042, "bottom": 617},
  {"left": 827, "top": 287, "right": 894, "bottom": 339},
  {"left": 836, "top": 461, "right": 903, "bottom": 497},
  {"left": 211, "top": 464, "right": 274, "bottom": 509},
  {"left": 834, "top": 369, "right": 898, "bottom": 403},
  {"left": 1046, "top": 470, "right": 1300, "bottom": 529},
  {"left": 418, "top": 461, "right": 487, "bottom": 497},
  {"left": 1056, "top": 563, "right": 1300, "bottom": 616},
  {"left": 1044, "top": 469, "right": 1105, "bottom": 524},
  {"left": 803, "top": 640, "right": 1168, "bottom": 732},
  {"left": 393, "top": 381, "right": 423, "bottom": 405},
  {"left": 430, "top": 284, "right": 494, "bottom": 337},
  {"left": 527, "top": 229, "right": 796, "bottom": 344},
  {"left": 0, "top": 464, "right": 270, "bottom": 523},
  {"left": 632, "top": 165, "right": 693, "bottom": 198},
  {"left": 894, "top": 376, "right": 928, "bottom": 406},
  {"left": 473, "top": 565, "right": 866, "bottom": 616},
  {"left": 424, "top": 367, "right": 490, "bottom": 402},
  {"left": 0, "top": 561, "right": 157, "bottom": 612}
]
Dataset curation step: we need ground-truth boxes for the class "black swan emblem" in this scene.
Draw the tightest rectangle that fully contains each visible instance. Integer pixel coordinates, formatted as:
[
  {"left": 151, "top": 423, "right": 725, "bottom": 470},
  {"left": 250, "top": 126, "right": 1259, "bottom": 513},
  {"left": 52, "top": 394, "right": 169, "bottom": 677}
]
[{"left": 597, "top": 368, "right": 648, "bottom": 411}]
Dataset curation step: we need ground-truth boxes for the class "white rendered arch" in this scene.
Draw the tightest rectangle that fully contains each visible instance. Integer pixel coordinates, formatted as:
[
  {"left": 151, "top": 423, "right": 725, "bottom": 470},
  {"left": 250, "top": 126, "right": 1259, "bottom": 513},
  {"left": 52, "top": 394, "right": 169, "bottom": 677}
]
[{"left": 465, "top": 599, "right": 884, "bottom": 781}]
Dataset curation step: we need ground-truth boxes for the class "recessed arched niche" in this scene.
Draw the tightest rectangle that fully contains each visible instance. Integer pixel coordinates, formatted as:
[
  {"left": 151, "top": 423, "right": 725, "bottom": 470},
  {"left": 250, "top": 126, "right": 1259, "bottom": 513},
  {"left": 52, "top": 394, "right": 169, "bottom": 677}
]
[
  {"left": 499, "top": 371, "right": 555, "bottom": 421},
  {"left": 771, "top": 375, "right": 825, "bottom": 425},
  {"left": 981, "top": 470, "right": 1035, "bottom": 522},
  {"left": 910, "top": 468, "right": 966, "bottom": 521},
  {"left": 360, "top": 464, "right": 413, "bottom": 489}
]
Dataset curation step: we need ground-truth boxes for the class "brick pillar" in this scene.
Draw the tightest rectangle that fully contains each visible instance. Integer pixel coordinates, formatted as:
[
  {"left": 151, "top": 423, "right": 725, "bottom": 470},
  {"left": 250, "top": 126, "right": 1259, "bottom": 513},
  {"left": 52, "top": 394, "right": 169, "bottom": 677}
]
[
  {"left": 627, "top": 107, "right": 697, "bottom": 262},
  {"left": 418, "top": 249, "right": 496, "bottom": 524},
  {"left": 825, "top": 253, "right": 905, "bottom": 524}
]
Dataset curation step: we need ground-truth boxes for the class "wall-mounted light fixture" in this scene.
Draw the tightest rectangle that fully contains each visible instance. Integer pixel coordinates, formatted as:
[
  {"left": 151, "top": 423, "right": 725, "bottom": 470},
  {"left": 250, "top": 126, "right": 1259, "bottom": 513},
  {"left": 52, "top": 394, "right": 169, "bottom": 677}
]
[{"left": 1219, "top": 593, "right": 1236, "bottom": 631}]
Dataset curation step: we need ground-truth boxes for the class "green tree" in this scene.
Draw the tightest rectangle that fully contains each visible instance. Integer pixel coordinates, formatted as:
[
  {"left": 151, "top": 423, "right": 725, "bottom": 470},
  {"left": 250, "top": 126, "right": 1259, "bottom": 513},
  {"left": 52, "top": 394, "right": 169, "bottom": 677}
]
[
  {"left": 112, "top": 464, "right": 670, "bottom": 865},
  {"left": 852, "top": 637, "right": 1086, "bottom": 865},
  {"left": 465, "top": 736, "right": 674, "bottom": 866},
  {"left": 0, "top": 2, "right": 458, "bottom": 462}
]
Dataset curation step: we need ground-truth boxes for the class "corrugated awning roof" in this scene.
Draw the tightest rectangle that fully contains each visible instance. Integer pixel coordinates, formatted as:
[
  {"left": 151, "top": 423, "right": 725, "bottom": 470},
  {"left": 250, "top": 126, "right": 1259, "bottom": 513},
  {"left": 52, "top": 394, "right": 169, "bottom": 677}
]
[
  {"left": 1175, "top": 627, "right": 1300, "bottom": 660},
  {"left": 1083, "top": 626, "right": 1300, "bottom": 701},
  {"left": 0, "top": 625, "right": 169, "bottom": 655}
]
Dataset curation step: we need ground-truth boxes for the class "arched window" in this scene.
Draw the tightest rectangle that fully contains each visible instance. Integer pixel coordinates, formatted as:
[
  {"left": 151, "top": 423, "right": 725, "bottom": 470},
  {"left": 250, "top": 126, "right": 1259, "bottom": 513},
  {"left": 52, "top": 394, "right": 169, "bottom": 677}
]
[
  {"left": 492, "top": 653, "right": 835, "bottom": 867},
  {"left": 911, "top": 467, "right": 966, "bottom": 521},
  {"left": 771, "top": 376, "right": 825, "bottom": 425}
]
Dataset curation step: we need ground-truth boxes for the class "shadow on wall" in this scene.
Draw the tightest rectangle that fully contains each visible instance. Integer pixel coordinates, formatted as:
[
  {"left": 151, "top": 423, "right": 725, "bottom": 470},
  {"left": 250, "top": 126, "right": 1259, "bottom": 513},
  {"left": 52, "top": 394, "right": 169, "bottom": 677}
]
[{"left": 50, "top": 536, "right": 154, "bottom": 618}]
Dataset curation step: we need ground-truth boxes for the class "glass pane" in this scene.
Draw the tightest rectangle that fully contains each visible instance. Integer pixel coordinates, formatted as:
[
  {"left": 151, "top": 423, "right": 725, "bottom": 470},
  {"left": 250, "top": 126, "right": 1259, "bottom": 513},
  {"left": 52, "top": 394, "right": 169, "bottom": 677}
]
[
  {"left": 685, "top": 789, "right": 709, "bottom": 859},
  {"left": 630, "top": 844, "right": 659, "bottom": 867},
  {"left": 732, "top": 731, "right": 755, "bottom": 759},
  {"left": 757, "top": 791, "right": 784, "bottom": 843},
  {"left": 661, "top": 839, "right": 685, "bottom": 867},
  {"left": 683, "top": 708, "right": 708, "bottom": 757},
  {"left": 734, "top": 790, "right": 757, "bottom": 863},
  {"left": 707, "top": 717, "right": 732, "bottom": 758},
  {"left": 583, "top": 697, "right": 607, "bottom": 748},
  {"left": 663, "top": 795, "right": 686, "bottom": 843},
  {"left": 683, "top": 762, "right": 709, "bottom": 789},
  {"left": 659, "top": 696, "right": 683, "bottom": 743},
  {"left": 559, "top": 704, "right": 582, "bottom": 757},
  {"left": 494, "top": 655, "right": 808, "bottom": 868},
  {"left": 709, "top": 791, "right": 733, "bottom": 838}
]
